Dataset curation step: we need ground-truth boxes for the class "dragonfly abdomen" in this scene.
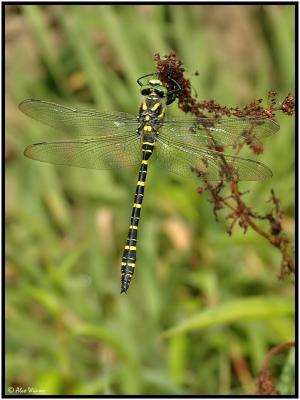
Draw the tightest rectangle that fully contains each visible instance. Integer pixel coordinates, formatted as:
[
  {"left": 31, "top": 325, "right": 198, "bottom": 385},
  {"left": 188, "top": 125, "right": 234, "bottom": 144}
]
[{"left": 120, "top": 136, "right": 157, "bottom": 293}]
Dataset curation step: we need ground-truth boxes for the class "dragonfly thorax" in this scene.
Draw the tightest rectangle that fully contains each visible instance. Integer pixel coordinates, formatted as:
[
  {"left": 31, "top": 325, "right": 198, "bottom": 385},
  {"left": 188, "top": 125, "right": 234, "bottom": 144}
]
[{"left": 138, "top": 91, "right": 166, "bottom": 138}]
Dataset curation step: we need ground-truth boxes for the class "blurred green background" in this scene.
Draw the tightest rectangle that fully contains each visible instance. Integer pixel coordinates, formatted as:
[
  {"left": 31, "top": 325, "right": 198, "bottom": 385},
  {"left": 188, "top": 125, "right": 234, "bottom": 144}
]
[{"left": 5, "top": 4, "right": 295, "bottom": 396}]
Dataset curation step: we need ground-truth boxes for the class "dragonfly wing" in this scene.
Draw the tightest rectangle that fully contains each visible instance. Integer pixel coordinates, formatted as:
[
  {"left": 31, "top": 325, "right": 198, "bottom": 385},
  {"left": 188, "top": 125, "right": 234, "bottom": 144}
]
[
  {"left": 161, "top": 116, "right": 279, "bottom": 147},
  {"left": 24, "top": 136, "right": 142, "bottom": 170},
  {"left": 19, "top": 99, "right": 138, "bottom": 137},
  {"left": 155, "top": 137, "right": 272, "bottom": 181}
]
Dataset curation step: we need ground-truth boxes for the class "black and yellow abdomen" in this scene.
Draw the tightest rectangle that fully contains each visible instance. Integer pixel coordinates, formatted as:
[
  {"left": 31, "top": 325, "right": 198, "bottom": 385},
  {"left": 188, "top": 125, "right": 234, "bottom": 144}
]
[{"left": 120, "top": 141, "right": 153, "bottom": 293}]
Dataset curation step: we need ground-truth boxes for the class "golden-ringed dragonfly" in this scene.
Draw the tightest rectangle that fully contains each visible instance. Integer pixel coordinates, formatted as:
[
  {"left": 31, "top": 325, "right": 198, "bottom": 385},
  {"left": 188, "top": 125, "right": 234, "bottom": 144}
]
[{"left": 19, "top": 74, "right": 279, "bottom": 293}]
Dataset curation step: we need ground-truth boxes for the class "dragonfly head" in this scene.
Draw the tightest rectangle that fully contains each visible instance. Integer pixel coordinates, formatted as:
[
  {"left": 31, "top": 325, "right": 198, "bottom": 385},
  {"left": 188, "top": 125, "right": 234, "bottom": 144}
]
[
  {"left": 137, "top": 73, "right": 181, "bottom": 105},
  {"left": 140, "top": 79, "right": 168, "bottom": 99}
]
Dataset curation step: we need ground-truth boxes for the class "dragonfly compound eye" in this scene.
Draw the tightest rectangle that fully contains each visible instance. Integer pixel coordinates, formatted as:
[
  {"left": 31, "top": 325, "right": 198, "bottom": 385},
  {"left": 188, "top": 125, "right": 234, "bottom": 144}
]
[
  {"left": 141, "top": 88, "right": 151, "bottom": 96},
  {"left": 154, "top": 89, "right": 165, "bottom": 98}
]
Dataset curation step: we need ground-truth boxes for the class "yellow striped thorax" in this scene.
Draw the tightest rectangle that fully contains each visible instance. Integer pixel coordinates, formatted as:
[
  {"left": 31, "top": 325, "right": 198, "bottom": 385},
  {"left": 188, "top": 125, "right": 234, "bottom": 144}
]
[{"left": 138, "top": 78, "right": 167, "bottom": 136}]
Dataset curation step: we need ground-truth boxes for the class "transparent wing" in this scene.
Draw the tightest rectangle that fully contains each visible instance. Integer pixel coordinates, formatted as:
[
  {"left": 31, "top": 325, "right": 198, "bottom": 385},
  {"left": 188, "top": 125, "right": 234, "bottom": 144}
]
[
  {"left": 19, "top": 99, "right": 138, "bottom": 137},
  {"left": 161, "top": 116, "right": 279, "bottom": 147},
  {"left": 24, "top": 136, "right": 142, "bottom": 170},
  {"left": 155, "top": 137, "right": 272, "bottom": 181}
]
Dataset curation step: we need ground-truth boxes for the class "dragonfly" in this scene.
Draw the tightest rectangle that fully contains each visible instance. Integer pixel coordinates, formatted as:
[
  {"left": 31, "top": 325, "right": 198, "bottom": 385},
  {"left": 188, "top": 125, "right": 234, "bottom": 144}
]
[{"left": 19, "top": 73, "right": 280, "bottom": 293}]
